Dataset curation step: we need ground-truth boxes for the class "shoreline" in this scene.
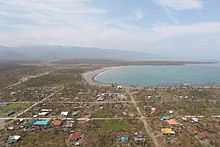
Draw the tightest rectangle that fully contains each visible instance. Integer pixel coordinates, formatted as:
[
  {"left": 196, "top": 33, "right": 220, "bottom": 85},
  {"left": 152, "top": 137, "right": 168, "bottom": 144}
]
[
  {"left": 83, "top": 65, "right": 220, "bottom": 89},
  {"left": 83, "top": 66, "right": 113, "bottom": 86}
]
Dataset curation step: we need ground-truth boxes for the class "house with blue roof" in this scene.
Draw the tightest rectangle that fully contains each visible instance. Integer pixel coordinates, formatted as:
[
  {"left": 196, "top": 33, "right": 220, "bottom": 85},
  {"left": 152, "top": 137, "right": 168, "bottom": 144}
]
[
  {"left": 120, "top": 136, "right": 129, "bottom": 142},
  {"left": 34, "top": 120, "right": 50, "bottom": 126}
]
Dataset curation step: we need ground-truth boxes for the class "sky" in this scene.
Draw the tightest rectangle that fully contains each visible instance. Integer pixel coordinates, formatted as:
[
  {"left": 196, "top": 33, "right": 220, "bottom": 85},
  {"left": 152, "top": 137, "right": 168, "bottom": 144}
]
[{"left": 0, "top": 0, "right": 220, "bottom": 58}]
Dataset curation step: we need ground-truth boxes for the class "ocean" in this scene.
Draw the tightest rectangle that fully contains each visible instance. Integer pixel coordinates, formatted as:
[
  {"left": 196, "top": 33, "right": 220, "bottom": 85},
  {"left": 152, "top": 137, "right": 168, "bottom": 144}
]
[{"left": 94, "top": 63, "right": 220, "bottom": 87}]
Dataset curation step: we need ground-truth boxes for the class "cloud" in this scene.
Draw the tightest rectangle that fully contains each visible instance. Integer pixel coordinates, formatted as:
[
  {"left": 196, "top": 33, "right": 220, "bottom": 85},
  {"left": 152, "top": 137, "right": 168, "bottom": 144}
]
[
  {"left": 154, "top": 0, "right": 203, "bottom": 10},
  {"left": 0, "top": 0, "right": 219, "bottom": 58},
  {"left": 132, "top": 8, "right": 145, "bottom": 20}
]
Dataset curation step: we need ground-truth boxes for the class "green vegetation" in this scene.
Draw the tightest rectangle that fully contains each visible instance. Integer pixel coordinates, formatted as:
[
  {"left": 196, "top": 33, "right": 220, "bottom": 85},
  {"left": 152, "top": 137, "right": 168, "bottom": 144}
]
[
  {"left": 106, "top": 120, "right": 129, "bottom": 131},
  {"left": 0, "top": 103, "right": 33, "bottom": 116}
]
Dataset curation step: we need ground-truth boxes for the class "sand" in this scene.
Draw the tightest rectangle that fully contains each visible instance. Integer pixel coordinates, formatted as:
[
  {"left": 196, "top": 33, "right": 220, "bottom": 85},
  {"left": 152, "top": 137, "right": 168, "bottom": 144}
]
[{"left": 83, "top": 67, "right": 113, "bottom": 86}]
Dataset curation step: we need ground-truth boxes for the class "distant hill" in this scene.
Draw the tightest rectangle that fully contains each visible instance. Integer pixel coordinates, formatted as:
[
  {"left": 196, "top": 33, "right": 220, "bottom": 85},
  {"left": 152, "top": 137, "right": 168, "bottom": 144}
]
[{"left": 0, "top": 45, "right": 163, "bottom": 61}]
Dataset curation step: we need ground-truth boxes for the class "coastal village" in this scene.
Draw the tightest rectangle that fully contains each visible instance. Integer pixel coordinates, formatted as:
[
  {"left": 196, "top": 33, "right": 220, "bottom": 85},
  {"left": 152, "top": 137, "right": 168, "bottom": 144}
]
[{"left": 0, "top": 63, "right": 220, "bottom": 147}]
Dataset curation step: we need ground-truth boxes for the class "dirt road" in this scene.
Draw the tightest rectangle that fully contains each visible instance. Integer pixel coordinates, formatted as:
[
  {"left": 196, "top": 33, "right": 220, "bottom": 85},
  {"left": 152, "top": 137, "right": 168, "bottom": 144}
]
[{"left": 126, "top": 89, "right": 161, "bottom": 147}]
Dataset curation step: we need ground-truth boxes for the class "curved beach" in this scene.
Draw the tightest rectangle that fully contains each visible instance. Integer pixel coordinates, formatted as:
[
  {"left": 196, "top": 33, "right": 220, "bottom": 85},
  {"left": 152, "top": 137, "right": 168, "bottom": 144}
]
[
  {"left": 83, "top": 64, "right": 220, "bottom": 88},
  {"left": 83, "top": 67, "right": 113, "bottom": 86}
]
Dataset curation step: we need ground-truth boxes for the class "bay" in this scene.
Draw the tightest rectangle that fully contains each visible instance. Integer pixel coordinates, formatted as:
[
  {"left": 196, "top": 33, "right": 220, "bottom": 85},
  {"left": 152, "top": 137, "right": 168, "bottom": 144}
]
[{"left": 94, "top": 63, "right": 220, "bottom": 87}]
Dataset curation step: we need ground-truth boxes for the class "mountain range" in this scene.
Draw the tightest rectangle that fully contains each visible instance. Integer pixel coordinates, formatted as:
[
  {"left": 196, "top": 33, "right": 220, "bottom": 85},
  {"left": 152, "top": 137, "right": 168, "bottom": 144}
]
[{"left": 0, "top": 45, "right": 164, "bottom": 61}]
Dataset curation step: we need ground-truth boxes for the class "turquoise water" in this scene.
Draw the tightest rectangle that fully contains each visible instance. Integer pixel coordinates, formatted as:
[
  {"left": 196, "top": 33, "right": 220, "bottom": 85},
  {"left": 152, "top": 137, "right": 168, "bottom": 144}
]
[{"left": 94, "top": 64, "right": 220, "bottom": 87}]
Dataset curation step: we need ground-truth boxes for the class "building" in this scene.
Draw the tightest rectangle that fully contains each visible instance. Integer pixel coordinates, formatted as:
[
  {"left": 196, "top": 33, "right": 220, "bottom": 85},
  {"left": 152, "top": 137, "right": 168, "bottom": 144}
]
[
  {"left": 167, "top": 119, "right": 179, "bottom": 125},
  {"left": 68, "top": 134, "right": 81, "bottom": 141},
  {"left": 34, "top": 120, "right": 50, "bottom": 126},
  {"left": 161, "top": 128, "right": 175, "bottom": 135},
  {"left": 61, "top": 112, "right": 69, "bottom": 117},
  {"left": 52, "top": 119, "right": 62, "bottom": 126},
  {"left": 192, "top": 117, "right": 199, "bottom": 123},
  {"left": 162, "top": 116, "right": 170, "bottom": 120},
  {"left": 197, "top": 131, "right": 209, "bottom": 140},
  {"left": 22, "top": 119, "right": 37, "bottom": 127},
  {"left": 6, "top": 135, "right": 20, "bottom": 144},
  {"left": 3, "top": 110, "right": 14, "bottom": 117},
  {"left": 120, "top": 136, "right": 129, "bottom": 142},
  {"left": 1, "top": 102, "right": 9, "bottom": 106}
]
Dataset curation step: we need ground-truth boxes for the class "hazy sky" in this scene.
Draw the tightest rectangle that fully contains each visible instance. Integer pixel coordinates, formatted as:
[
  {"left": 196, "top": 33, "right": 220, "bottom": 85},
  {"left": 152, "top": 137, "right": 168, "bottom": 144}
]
[{"left": 0, "top": 0, "right": 220, "bottom": 58}]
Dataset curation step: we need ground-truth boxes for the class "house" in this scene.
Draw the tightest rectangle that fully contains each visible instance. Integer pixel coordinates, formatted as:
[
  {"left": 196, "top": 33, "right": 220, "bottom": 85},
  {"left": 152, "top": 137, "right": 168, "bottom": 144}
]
[
  {"left": 41, "top": 109, "right": 52, "bottom": 112},
  {"left": 120, "top": 136, "right": 129, "bottom": 142},
  {"left": 38, "top": 112, "right": 48, "bottom": 117},
  {"left": 181, "top": 116, "right": 187, "bottom": 121},
  {"left": 122, "top": 112, "right": 128, "bottom": 116},
  {"left": 11, "top": 99, "right": 17, "bottom": 102},
  {"left": 1, "top": 102, "right": 9, "bottom": 106},
  {"left": 10, "top": 91, "right": 16, "bottom": 96},
  {"left": 167, "top": 119, "right": 179, "bottom": 125},
  {"left": 117, "top": 85, "right": 123, "bottom": 89},
  {"left": 22, "top": 119, "right": 37, "bottom": 127},
  {"left": 61, "top": 112, "right": 69, "bottom": 117},
  {"left": 6, "top": 135, "right": 20, "bottom": 144},
  {"left": 68, "top": 134, "right": 81, "bottom": 141},
  {"left": 65, "top": 121, "right": 74, "bottom": 128},
  {"left": 97, "top": 97, "right": 104, "bottom": 101},
  {"left": 52, "top": 119, "right": 62, "bottom": 126},
  {"left": 72, "top": 111, "right": 80, "bottom": 116},
  {"left": 162, "top": 116, "right": 170, "bottom": 120},
  {"left": 169, "top": 110, "right": 173, "bottom": 114},
  {"left": 34, "top": 120, "right": 50, "bottom": 126},
  {"left": 151, "top": 107, "right": 156, "bottom": 113},
  {"left": 3, "top": 110, "right": 14, "bottom": 117},
  {"left": 134, "top": 132, "right": 146, "bottom": 142},
  {"left": 197, "top": 131, "right": 209, "bottom": 140},
  {"left": 161, "top": 128, "right": 175, "bottom": 135},
  {"left": 192, "top": 117, "right": 199, "bottom": 123}
]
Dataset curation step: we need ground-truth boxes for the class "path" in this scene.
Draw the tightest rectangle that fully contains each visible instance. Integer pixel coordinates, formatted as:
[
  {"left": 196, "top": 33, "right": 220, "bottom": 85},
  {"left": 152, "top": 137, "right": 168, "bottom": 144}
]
[
  {"left": 126, "top": 89, "right": 161, "bottom": 147},
  {"left": 0, "top": 86, "right": 64, "bottom": 129},
  {"left": 2, "top": 71, "right": 50, "bottom": 90}
]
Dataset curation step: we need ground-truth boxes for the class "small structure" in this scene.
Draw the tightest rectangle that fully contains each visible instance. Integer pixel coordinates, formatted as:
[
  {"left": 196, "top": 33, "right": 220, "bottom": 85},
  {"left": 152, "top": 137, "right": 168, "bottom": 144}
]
[
  {"left": 1, "top": 102, "right": 9, "bottom": 106},
  {"left": 134, "top": 132, "right": 146, "bottom": 142},
  {"left": 34, "top": 120, "right": 50, "bottom": 126},
  {"left": 192, "top": 117, "right": 199, "bottom": 123},
  {"left": 162, "top": 116, "right": 170, "bottom": 120},
  {"left": 161, "top": 128, "right": 175, "bottom": 135},
  {"left": 68, "top": 134, "right": 81, "bottom": 141},
  {"left": 10, "top": 91, "right": 16, "bottom": 96},
  {"left": 52, "top": 119, "right": 62, "bottom": 126},
  {"left": 197, "top": 131, "right": 209, "bottom": 140},
  {"left": 72, "top": 111, "right": 80, "bottom": 116},
  {"left": 65, "top": 121, "right": 74, "bottom": 128},
  {"left": 22, "top": 119, "right": 37, "bottom": 127},
  {"left": 97, "top": 97, "right": 104, "bottom": 101},
  {"left": 117, "top": 85, "right": 123, "bottom": 89},
  {"left": 167, "top": 119, "right": 179, "bottom": 125},
  {"left": 3, "top": 110, "right": 14, "bottom": 117},
  {"left": 151, "top": 107, "right": 156, "bottom": 113},
  {"left": 38, "top": 112, "right": 48, "bottom": 117},
  {"left": 120, "top": 136, "right": 129, "bottom": 142},
  {"left": 181, "top": 116, "right": 187, "bottom": 121},
  {"left": 61, "top": 112, "right": 69, "bottom": 117},
  {"left": 6, "top": 135, "right": 20, "bottom": 144},
  {"left": 169, "top": 111, "right": 173, "bottom": 114}
]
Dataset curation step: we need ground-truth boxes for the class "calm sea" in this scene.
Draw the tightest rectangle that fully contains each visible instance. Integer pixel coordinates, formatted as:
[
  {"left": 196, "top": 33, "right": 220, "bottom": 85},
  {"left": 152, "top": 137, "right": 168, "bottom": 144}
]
[{"left": 94, "top": 63, "right": 220, "bottom": 87}]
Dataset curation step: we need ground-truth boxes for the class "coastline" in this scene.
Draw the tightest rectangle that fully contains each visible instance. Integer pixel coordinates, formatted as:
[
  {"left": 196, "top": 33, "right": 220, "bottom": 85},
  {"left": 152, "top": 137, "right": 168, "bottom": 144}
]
[
  {"left": 83, "top": 66, "right": 113, "bottom": 86},
  {"left": 83, "top": 65, "right": 220, "bottom": 89}
]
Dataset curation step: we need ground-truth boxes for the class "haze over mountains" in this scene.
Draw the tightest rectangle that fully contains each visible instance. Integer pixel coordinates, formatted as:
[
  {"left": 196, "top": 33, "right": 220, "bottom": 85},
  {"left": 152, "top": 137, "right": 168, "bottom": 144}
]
[
  {"left": 0, "top": 45, "right": 218, "bottom": 61},
  {"left": 0, "top": 45, "right": 166, "bottom": 61}
]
